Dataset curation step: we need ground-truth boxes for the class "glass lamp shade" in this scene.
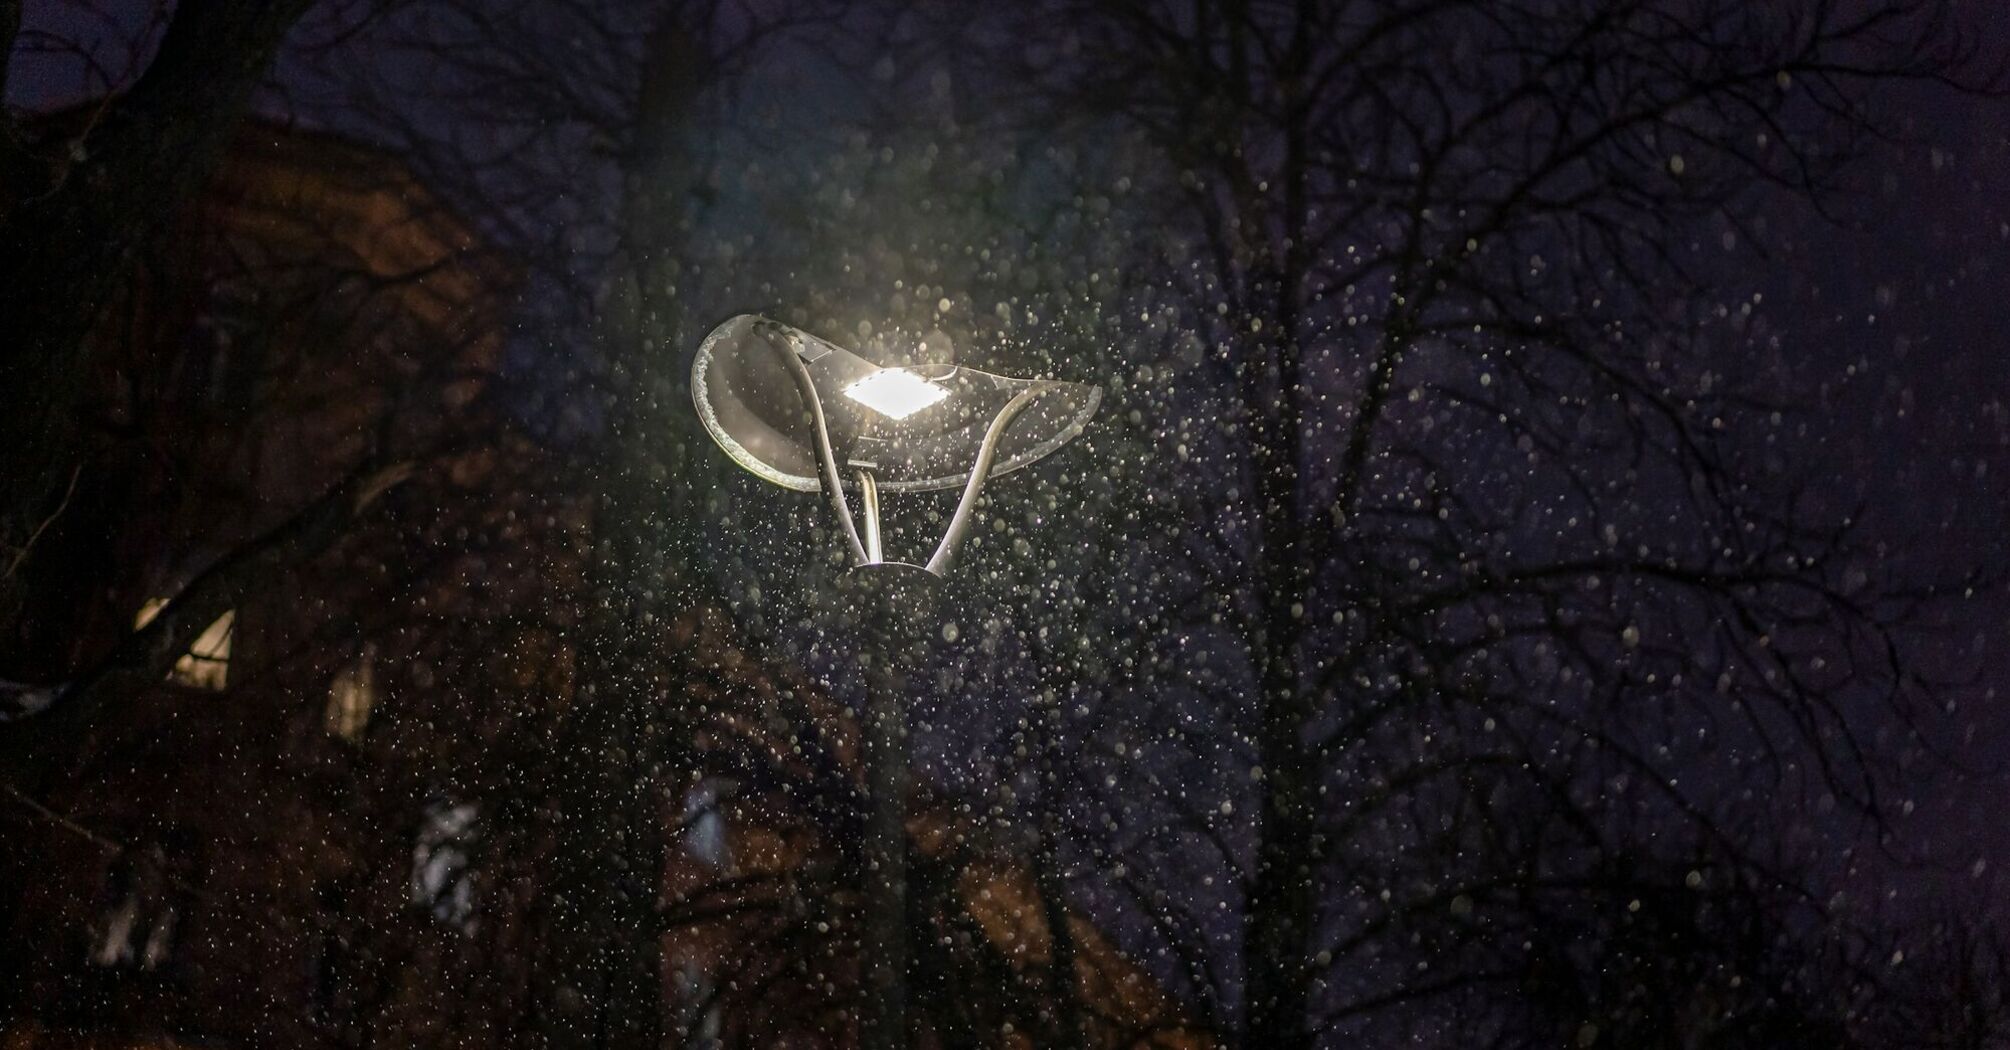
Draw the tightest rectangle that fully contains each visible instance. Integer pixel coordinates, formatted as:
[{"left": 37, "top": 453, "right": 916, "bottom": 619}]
[{"left": 692, "top": 314, "right": 1101, "bottom": 493}]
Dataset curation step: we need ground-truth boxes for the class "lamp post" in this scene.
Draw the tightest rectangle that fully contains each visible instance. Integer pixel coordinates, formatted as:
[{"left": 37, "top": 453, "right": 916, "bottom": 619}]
[{"left": 691, "top": 315, "right": 1098, "bottom": 1049}]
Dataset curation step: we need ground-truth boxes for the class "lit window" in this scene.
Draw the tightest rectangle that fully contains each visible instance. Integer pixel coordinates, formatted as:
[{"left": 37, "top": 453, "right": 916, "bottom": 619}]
[
  {"left": 412, "top": 799, "right": 479, "bottom": 931},
  {"left": 672, "top": 960, "right": 724, "bottom": 1046},
  {"left": 134, "top": 600, "right": 234, "bottom": 691},
  {"left": 325, "top": 643, "right": 378, "bottom": 741},
  {"left": 89, "top": 893, "right": 142, "bottom": 968},
  {"left": 681, "top": 778, "right": 735, "bottom": 871},
  {"left": 843, "top": 368, "right": 949, "bottom": 420},
  {"left": 88, "top": 854, "right": 177, "bottom": 971}
]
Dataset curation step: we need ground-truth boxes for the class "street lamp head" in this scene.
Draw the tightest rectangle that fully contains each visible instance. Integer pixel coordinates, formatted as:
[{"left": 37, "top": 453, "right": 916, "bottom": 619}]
[
  {"left": 693, "top": 314, "right": 1099, "bottom": 494},
  {"left": 692, "top": 313, "right": 1101, "bottom": 575}
]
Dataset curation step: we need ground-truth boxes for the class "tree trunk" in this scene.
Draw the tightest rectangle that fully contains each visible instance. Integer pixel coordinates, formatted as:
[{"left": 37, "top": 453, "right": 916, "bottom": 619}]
[
  {"left": 539, "top": 508, "right": 672, "bottom": 1050},
  {"left": 1033, "top": 698, "right": 1084, "bottom": 1050},
  {"left": 0, "top": 0, "right": 315, "bottom": 612},
  {"left": 533, "top": 19, "right": 716, "bottom": 1050},
  {"left": 1236, "top": 10, "right": 1319, "bottom": 1038},
  {"left": 1243, "top": 643, "right": 1317, "bottom": 1050}
]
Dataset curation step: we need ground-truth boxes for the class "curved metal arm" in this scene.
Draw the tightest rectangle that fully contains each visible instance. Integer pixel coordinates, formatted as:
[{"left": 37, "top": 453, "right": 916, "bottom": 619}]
[
  {"left": 924, "top": 385, "right": 1051, "bottom": 576},
  {"left": 774, "top": 330, "right": 870, "bottom": 567},
  {"left": 857, "top": 467, "right": 883, "bottom": 564}
]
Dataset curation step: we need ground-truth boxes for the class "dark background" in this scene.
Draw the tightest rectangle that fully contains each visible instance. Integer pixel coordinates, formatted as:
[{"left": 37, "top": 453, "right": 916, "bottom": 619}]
[{"left": 3, "top": 1, "right": 2010, "bottom": 1048}]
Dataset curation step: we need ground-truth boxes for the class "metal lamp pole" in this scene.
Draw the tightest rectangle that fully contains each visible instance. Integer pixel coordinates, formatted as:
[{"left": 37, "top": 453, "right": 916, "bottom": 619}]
[
  {"left": 843, "top": 562, "right": 932, "bottom": 1050},
  {"left": 690, "top": 315, "right": 1097, "bottom": 1050}
]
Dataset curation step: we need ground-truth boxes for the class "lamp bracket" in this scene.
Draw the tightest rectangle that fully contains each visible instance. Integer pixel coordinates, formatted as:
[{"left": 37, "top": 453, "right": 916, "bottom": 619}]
[{"left": 771, "top": 334, "right": 1050, "bottom": 578}]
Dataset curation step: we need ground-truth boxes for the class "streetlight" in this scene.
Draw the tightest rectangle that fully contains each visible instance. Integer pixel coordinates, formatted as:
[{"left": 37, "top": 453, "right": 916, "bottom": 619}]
[{"left": 691, "top": 314, "right": 1098, "bottom": 1048}]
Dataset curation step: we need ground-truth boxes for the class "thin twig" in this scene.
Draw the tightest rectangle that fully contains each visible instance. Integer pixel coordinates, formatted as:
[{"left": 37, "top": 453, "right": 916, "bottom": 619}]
[
  {"left": 3, "top": 462, "right": 82, "bottom": 583},
  {"left": 2, "top": 780, "right": 121, "bottom": 853}
]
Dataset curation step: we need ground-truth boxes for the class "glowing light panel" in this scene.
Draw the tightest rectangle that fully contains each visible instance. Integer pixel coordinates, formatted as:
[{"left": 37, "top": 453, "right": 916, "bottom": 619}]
[{"left": 843, "top": 368, "right": 949, "bottom": 420}]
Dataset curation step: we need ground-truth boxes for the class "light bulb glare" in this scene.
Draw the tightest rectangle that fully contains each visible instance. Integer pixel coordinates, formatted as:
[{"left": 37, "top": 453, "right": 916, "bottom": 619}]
[{"left": 843, "top": 368, "right": 949, "bottom": 420}]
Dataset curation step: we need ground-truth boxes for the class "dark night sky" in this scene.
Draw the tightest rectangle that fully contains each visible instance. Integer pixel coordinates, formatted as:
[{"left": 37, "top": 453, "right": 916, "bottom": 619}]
[{"left": 1789, "top": 84, "right": 2010, "bottom": 904}]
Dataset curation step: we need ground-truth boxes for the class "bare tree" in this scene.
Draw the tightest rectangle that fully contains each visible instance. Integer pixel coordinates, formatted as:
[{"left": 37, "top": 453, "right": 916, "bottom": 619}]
[{"left": 943, "top": 1, "right": 2002, "bottom": 1045}]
